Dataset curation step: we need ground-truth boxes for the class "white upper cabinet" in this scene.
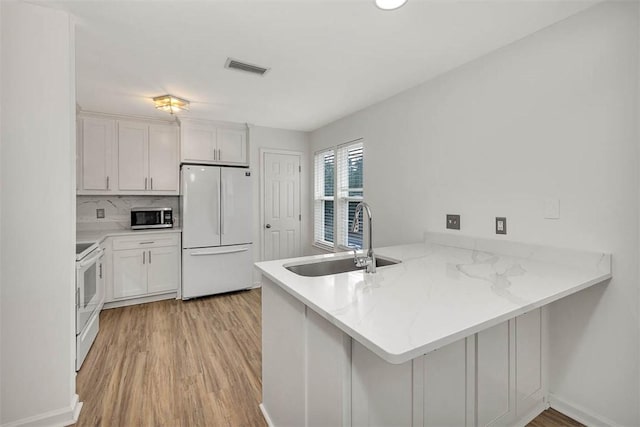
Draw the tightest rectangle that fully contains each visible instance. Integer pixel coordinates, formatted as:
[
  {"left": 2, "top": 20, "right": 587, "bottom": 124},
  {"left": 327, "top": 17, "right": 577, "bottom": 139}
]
[
  {"left": 180, "top": 119, "right": 248, "bottom": 166},
  {"left": 80, "top": 117, "right": 116, "bottom": 191},
  {"left": 149, "top": 125, "right": 180, "bottom": 191},
  {"left": 118, "top": 121, "right": 149, "bottom": 191},
  {"left": 217, "top": 128, "right": 247, "bottom": 164},
  {"left": 181, "top": 122, "right": 217, "bottom": 163},
  {"left": 77, "top": 113, "right": 179, "bottom": 195}
]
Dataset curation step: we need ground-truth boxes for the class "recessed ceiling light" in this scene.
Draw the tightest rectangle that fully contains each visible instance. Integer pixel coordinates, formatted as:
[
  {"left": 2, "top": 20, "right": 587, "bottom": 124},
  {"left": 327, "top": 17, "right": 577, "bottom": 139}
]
[{"left": 375, "top": 0, "right": 408, "bottom": 11}]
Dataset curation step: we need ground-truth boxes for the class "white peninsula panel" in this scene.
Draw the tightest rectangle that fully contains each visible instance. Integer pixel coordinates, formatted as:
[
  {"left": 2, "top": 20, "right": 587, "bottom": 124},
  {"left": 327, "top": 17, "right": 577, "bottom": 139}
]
[{"left": 256, "top": 233, "right": 611, "bottom": 427}]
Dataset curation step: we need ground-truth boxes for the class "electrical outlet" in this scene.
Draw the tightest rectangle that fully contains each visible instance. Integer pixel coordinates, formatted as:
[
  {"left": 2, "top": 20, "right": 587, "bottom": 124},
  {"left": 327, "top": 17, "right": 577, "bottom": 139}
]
[
  {"left": 96, "top": 208, "right": 105, "bottom": 219},
  {"left": 544, "top": 198, "right": 560, "bottom": 219},
  {"left": 496, "top": 217, "right": 507, "bottom": 235},
  {"left": 446, "top": 214, "right": 460, "bottom": 230}
]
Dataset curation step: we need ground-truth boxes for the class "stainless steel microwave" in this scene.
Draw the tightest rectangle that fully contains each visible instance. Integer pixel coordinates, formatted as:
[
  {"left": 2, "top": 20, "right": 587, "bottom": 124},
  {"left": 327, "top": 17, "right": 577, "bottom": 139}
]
[{"left": 131, "top": 207, "right": 173, "bottom": 230}]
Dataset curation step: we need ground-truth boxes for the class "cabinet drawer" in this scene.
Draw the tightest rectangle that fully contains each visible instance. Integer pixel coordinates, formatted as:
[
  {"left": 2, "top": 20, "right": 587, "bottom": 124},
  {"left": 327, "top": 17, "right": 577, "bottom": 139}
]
[{"left": 112, "top": 233, "right": 180, "bottom": 251}]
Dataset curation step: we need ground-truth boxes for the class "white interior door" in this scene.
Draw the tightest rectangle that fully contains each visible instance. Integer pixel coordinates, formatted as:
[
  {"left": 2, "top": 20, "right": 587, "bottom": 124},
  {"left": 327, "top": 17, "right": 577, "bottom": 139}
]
[{"left": 262, "top": 151, "right": 301, "bottom": 260}]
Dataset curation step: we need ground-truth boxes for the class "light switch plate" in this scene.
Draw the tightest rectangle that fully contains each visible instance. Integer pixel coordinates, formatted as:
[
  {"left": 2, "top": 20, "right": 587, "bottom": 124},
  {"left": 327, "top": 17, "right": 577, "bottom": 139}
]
[
  {"left": 446, "top": 214, "right": 460, "bottom": 230},
  {"left": 544, "top": 199, "right": 560, "bottom": 219},
  {"left": 496, "top": 217, "right": 507, "bottom": 234}
]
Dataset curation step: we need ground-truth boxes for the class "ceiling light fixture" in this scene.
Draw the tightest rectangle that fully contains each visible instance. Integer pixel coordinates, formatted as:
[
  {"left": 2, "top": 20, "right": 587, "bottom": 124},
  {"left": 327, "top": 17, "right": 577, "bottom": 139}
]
[
  {"left": 375, "top": 0, "right": 408, "bottom": 11},
  {"left": 153, "top": 94, "right": 190, "bottom": 114}
]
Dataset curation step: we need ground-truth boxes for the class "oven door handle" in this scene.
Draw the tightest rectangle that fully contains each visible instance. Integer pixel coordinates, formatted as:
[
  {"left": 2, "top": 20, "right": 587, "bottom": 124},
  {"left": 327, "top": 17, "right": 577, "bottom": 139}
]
[{"left": 79, "top": 248, "right": 104, "bottom": 268}]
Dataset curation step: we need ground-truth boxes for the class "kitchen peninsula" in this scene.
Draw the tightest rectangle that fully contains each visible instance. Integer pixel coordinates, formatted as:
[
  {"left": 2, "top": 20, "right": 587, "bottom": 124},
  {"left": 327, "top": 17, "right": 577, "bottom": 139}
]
[{"left": 255, "top": 232, "right": 611, "bottom": 427}]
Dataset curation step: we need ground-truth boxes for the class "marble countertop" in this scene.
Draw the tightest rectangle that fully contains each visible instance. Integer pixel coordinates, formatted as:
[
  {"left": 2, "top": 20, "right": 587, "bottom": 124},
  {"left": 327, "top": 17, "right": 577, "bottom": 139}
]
[
  {"left": 255, "top": 233, "right": 611, "bottom": 364},
  {"left": 77, "top": 227, "right": 182, "bottom": 244}
]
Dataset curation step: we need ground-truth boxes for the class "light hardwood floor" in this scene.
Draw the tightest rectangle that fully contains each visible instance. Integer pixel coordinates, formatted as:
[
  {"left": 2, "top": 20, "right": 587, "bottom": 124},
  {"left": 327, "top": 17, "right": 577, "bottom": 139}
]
[
  {"left": 76, "top": 290, "right": 266, "bottom": 426},
  {"left": 76, "top": 289, "right": 582, "bottom": 426}
]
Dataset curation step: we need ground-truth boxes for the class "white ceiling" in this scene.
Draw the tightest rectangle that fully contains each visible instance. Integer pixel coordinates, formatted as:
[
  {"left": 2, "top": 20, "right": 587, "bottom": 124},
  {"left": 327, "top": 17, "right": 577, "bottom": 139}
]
[{"left": 49, "top": 0, "right": 598, "bottom": 131}]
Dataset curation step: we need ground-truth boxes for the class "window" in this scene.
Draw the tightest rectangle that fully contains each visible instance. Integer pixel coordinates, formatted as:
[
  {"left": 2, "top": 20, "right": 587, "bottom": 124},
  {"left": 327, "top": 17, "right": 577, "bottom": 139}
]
[
  {"left": 314, "top": 150, "right": 335, "bottom": 247},
  {"left": 314, "top": 140, "right": 364, "bottom": 250}
]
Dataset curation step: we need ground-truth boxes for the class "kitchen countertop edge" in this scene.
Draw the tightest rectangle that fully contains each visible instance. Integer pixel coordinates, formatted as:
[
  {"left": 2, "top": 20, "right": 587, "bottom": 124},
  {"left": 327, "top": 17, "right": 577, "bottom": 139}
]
[
  {"left": 256, "top": 242, "right": 612, "bottom": 365},
  {"left": 77, "top": 227, "right": 182, "bottom": 245}
]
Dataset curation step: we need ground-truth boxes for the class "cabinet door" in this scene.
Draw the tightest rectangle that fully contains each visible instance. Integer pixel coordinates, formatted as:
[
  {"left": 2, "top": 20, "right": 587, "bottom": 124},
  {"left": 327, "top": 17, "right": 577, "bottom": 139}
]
[
  {"left": 147, "top": 245, "right": 179, "bottom": 294},
  {"left": 112, "top": 249, "right": 147, "bottom": 299},
  {"left": 82, "top": 117, "right": 115, "bottom": 190},
  {"left": 149, "top": 125, "right": 179, "bottom": 191},
  {"left": 181, "top": 123, "right": 216, "bottom": 163},
  {"left": 217, "top": 128, "right": 247, "bottom": 164},
  {"left": 477, "top": 321, "right": 514, "bottom": 427},
  {"left": 118, "top": 121, "right": 149, "bottom": 191}
]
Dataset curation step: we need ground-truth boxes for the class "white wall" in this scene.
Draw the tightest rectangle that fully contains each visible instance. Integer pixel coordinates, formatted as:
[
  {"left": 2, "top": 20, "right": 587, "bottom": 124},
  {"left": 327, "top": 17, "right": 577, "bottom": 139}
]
[
  {"left": 0, "top": 2, "right": 3, "bottom": 423},
  {"left": 310, "top": 2, "right": 639, "bottom": 425},
  {"left": 249, "top": 125, "right": 311, "bottom": 281},
  {"left": 1, "top": 2, "right": 78, "bottom": 425}
]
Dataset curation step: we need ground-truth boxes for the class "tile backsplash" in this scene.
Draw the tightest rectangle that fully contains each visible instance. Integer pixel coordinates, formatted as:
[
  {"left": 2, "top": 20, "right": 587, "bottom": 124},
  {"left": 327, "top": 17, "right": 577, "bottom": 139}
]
[{"left": 77, "top": 195, "right": 179, "bottom": 231}]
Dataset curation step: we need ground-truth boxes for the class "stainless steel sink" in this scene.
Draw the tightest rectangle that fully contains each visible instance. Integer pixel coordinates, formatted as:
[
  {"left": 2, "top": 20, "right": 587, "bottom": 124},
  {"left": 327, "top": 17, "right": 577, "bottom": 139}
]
[{"left": 285, "top": 256, "right": 400, "bottom": 277}]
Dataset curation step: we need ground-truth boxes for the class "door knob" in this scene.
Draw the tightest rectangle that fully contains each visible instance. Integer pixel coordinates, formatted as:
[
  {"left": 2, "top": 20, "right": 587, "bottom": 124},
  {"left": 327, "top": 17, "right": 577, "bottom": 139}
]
[{"left": 265, "top": 224, "right": 272, "bottom": 229}]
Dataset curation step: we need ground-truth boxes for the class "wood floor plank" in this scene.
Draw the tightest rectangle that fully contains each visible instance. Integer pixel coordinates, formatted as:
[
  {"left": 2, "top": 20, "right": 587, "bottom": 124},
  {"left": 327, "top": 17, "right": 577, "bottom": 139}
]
[
  {"left": 76, "top": 288, "right": 580, "bottom": 427},
  {"left": 76, "top": 290, "right": 267, "bottom": 427},
  {"left": 527, "top": 408, "right": 584, "bottom": 427}
]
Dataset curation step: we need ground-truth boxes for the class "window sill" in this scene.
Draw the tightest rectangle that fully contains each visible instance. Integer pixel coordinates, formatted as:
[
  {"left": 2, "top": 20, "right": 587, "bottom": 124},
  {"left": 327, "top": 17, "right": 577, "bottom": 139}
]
[{"left": 312, "top": 242, "right": 335, "bottom": 253}]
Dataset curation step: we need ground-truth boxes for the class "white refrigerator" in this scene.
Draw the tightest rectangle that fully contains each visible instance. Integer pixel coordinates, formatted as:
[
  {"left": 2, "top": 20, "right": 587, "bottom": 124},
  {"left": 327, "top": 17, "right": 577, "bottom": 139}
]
[{"left": 181, "top": 165, "right": 253, "bottom": 299}]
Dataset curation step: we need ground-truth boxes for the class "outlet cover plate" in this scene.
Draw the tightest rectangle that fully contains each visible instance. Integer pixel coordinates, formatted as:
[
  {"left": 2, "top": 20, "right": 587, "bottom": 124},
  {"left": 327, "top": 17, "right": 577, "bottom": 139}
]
[
  {"left": 544, "top": 198, "right": 560, "bottom": 219},
  {"left": 496, "top": 217, "right": 507, "bottom": 235},
  {"left": 446, "top": 214, "right": 460, "bottom": 230}
]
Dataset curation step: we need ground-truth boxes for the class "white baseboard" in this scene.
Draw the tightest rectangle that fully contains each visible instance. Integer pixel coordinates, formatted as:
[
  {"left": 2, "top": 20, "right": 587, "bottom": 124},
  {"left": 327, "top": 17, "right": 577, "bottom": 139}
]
[
  {"left": 1, "top": 394, "right": 82, "bottom": 427},
  {"left": 259, "top": 403, "right": 274, "bottom": 427},
  {"left": 514, "top": 401, "right": 547, "bottom": 427},
  {"left": 103, "top": 291, "right": 176, "bottom": 309},
  {"left": 549, "top": 393, "right": 619, "bottom": 427}
]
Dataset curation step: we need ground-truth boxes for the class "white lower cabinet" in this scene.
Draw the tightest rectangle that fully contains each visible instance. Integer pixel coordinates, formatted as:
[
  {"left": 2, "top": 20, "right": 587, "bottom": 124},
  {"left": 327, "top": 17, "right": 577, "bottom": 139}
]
[
  {"left": 262, "top": 278, "right": 547, "bottom": 427},
  {"left": 147, "top": 245, "right": 180, "bottom": 293},
  {"left": 113, "top": 248, "right": 148, "bottom": 298},
  {"left": 109, "top": 233, "right": 180, "bottom": 301}
]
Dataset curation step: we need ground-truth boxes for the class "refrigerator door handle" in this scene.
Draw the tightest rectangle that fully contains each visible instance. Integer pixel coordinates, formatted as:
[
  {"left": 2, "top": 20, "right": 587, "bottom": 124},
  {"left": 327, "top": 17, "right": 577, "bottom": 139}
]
[
  {"left": 215, "top": 173, "right": 221, "bottom": 236},
  {"left": 220, "top": 180, "right": 225, "bottom": 235},
  {"left": 190, "top": 248, "right": 249, "bottom": 256}
]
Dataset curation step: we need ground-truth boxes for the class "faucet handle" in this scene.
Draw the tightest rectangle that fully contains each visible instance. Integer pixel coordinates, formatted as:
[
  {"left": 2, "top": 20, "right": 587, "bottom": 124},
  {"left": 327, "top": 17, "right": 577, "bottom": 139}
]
[{"left": 354, "top": 256, "right": 369, "bottom": 268}]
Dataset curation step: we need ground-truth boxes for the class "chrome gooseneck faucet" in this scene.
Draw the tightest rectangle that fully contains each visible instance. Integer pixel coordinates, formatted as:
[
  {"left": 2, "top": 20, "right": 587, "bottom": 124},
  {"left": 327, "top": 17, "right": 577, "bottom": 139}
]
[{"left": 352, "top": 201, "right": 376, "bottom": 273}]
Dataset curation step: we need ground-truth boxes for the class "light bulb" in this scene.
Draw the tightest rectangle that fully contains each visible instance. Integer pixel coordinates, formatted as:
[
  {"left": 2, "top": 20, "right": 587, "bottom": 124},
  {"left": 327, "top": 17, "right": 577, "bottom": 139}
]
[{"left": 375, "top": 0, "right": 408, "bottom": 11}]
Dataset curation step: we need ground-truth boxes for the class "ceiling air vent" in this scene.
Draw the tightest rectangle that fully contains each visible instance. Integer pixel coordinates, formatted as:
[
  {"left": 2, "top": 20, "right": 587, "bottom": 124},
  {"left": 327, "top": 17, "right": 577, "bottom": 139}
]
[{"left": 225, "top": 58, "right": 270, "bottom": 76}]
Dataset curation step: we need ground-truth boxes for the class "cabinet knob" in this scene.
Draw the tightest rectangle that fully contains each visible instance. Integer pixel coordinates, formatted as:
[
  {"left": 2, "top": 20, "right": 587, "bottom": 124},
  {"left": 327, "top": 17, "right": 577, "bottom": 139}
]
[{"left": 265, "top": 224, "right": 272, "bottom": 229}]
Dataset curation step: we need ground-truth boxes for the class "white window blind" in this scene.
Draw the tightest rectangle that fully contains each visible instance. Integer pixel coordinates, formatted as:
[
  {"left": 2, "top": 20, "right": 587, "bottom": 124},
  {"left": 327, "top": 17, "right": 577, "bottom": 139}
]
[
  {"left": 313, "top": 140, "right": 364, "bottom": 250},
  {"left": 314, "top": 149, "right": 335, "bottom": 248},
  {"left": 336, "top": 141, "right": 364, "bottom": 249}
]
